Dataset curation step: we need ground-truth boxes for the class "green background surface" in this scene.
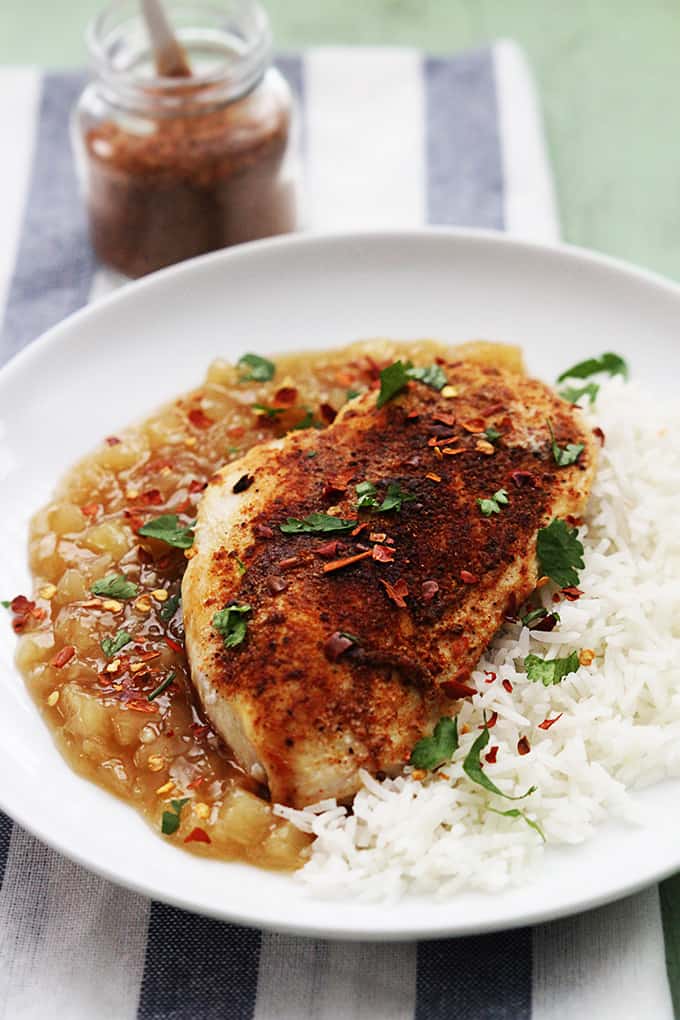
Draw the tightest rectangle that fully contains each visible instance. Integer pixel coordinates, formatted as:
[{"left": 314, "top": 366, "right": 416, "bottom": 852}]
[{"left": 2, "top": 1, "right": 680, "bottom": 280}]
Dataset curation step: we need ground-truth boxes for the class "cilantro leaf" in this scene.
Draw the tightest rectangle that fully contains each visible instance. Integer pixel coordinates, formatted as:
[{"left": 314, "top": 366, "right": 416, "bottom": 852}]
[
  {"left": 407, "top": 364, "right": 448, "bottom": 391},
  {"left": 252, "top": 403, "right": 285, "bottom": 418},
  {"left": 489, "top": 807, "right": 546, "bottom": 841},
  {"left": 536, "top": 518, "right": 585, "bottom": 587},
  {"left": 280, "top": 513, "right": 357, "bottom": 534},
  {"left": 101, "top": 630, "right": 132, "bottom": 658},
  {"left": 376, "top": 360, "right": 449, "bottom": 409},
  {"left": 410, "top": 716, "right": 459, "bottom": 770},
  {"left": 525, "top": 650, "right": 580, "bottom": 685},
  {"left": 547, "top": 419, "right": 584, "bottom": 467},
  {"left": 477, "top": 488, "right": 509, "bottom": 517},
  {"left": 346, "top": 389, "right": 361, "bottom": 401},
  {"left": 238, "top": 353, "right": 275, "bottom": 382},
  {"left": 559, "top": 381, "right": 600, "bottom": 405},
  {"left": 91, "top": 574, "right": 138, "bottom": 600},
  {"left": 138, "top": 514, "right": 195, "bottom": 549},
  {"left": 356, "top": 480, "right": 416, "bottom": 513},
  {"left": 484, "top": 426, "right": 502, "bottom": 443},
  {"left": 159, "top": 593, "right": 181, "bottom": 624},
  {"left": 557, "top": 352, "right": 628, "bottom": 383},
  {"left": 148, "top": 670, "right": 176, "bottom": 701},
  {"left": 291, "top": 409, "right": 323, "bottom": 431},
  {"left": 1, "top": 600, "right": 10, "bottom": 609},
  {"left": 161, "top": 796, "right": 189, "bottom": 835},
  {"left": 376, "top": 361, "right": 410, "bottom": 408},
  {"left": 463, "top": 716, "right": 536, "bottom": 800},
  {"left": 520, "top": 607, "right": 561, "bottom": 629},
  {"left": 212, "top": 604, "right": 251, "bottom": 649}
]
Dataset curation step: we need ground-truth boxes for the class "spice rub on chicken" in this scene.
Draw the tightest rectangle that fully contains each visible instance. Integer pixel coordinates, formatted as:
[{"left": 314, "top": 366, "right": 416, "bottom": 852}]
[{"left": 182, "top": 360, "right": 597, "bottom": 808}]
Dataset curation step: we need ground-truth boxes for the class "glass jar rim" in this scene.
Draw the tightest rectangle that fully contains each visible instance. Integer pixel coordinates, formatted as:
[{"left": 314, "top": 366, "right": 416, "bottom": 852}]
[{"left": 86, "top": 0, "right": 272, "bottom": 109}]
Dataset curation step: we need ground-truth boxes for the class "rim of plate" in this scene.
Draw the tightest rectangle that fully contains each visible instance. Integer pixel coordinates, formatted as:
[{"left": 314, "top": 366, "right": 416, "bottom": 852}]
[{"left": 2, "top": 226, "right": 680, "bottom": 940}]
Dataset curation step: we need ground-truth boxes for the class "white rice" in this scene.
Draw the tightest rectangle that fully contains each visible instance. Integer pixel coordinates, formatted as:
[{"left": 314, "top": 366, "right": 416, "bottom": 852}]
[{"left": 274, "top": 377, "right": 680, "bottom": 900}]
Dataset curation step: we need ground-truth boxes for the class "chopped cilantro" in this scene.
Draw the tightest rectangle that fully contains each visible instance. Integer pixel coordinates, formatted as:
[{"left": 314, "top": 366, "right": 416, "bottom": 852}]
[
  {"left": 356, "top": 480, "right": 416, "bottom": 513},
  {"left": 1, "top": 600, "right": 10, "bottom": 609},
  {"left": 463, "top": 715, "right": 537, "bottom": 800},
  {"left": 525, "top": 650, "right": 580, "bottom": 685},
  {"left": 161, "top": 797, "right": 189, "bottom": 836},
  {"left": 484, "top": 426, "right": 502, "bottom": 444},
  {"left": 536, "top": 518, "right": 584, "bottom": 587},
  {"left": 477, "top": 488, "right": 509, "bottom": 517},
  {"left": 376, "top": 361, "right": 410, "bottom": 409},
  {"left": 159, "top": 593, "right": 181, "bottom": 624},
  {"left": 91, "top": 574, "right": 138, "bottom": 600},
  {"left": 346, "top": 389, "right": 361, "bottom": 401},
  {"left": 235, "top": 557, "right": 247, "bottom": 575},
  {"left": 280, "top": 513, "right": 356, "bottom": 534},
  {"left": 406, "top": 364, "right": 448, "bottom": 390},
  {"left": 559, "top": 381, "right": 600, "bottom": 405},
  {"left": 238, "top": 353, "right": 275, "bottom": 382},
  {"left": 410, "top": 716, "right": 459, "bottom": 770},
  {"left": 138, "top": 513, "right": 195, "bottom": 549},
  {"left": 557, "top": 352, "right": 628, "bottom": 383},
  {"left": 520, "top": 607, "right": 561, "bottom": 628},
  {"left": 547, "top": 419, "right": 584, "bottom": 467},
  {"left": 307, "top": 450, "right": 318, "bottom": 459},
  {"left": 489, "top": 807, "right": 545, "bottom": 841},
  {"left": 376, "top": 360, "right": 448, "bottom": 409},
  {"left": 148, "top": 670, "right": 176, "bottom": 701},
  {"left": 212, "top": 603, "right": 251, "bottom": 649},
  {"left": 252, "top": 403, "right": 285, "bottom": 418},
  {"left": 291, "top": 409, "right": 323, "bottom": 430},
  {"left": 101, "top": 630, "right": 132, "bottom": 658}
]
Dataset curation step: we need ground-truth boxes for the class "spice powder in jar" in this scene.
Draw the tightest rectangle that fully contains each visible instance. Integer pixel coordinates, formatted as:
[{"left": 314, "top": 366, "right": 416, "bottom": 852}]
[{"left": 73, "top": 0, "right": 298, "bottom": 277}]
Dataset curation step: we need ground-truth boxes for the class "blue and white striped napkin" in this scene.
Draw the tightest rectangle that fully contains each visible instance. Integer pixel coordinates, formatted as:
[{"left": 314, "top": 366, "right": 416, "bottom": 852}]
[{"left": 0, "top": 42, "right": 673, "bottom": 1020}]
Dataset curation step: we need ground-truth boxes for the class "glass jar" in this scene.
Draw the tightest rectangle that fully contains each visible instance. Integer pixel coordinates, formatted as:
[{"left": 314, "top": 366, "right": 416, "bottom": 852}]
[{"left": 72, "top": 0, "right": 297, "bottom": 278}]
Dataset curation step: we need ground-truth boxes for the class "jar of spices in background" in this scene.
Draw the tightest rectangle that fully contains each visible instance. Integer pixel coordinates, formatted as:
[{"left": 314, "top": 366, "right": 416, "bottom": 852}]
[{"left": 72, "top": 0, "right": 298, "bottom": 278}]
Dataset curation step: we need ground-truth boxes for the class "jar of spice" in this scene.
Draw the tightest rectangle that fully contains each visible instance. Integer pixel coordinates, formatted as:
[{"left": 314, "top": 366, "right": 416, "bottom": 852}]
[{"left": 72, "top": 0, "right": 298, "bottom": 278}]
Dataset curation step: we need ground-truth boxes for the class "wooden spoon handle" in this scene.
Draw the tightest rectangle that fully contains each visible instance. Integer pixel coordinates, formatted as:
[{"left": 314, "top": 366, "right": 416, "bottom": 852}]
[{"left": 141, "top": 0, "right": 192, "bottom": 78}]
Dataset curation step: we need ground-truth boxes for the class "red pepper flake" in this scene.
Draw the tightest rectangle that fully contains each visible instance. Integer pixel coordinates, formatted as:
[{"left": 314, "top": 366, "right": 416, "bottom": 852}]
[
  {"left": 316, "top": 540, "right": 340, "bottom": 559},
  {"left": 127, "top": 512, "right": 145, "bottom": 533},
  {"left": 406, "top": 410, "right": 420, "bottom": 421},
  {"left": 51, "top": 645, "right": 75, "bottom": 668},
  {"left": 273, "top": 386, "right": 298, "bottom": 407},
  {"left": 379, "top": 577, "right": 409, "bottom": 608},
  {"left": 184, "top": 826, "right": 212, "bottom": 845},
  {"left": 425, "top": 472, "right": 442, "bottom": 483},
  {"left": 126, "top": 700, "right": 159, "bottom": 714},
  {"left": 372, "top": 544, "right": 395, "bottom": 563},
  {"left": 105, "top": 435, "right": 121, "bottom": 446},
  {"left": 510, "top": 470, "right": 536, "bottom": 488},
  {"left": 319, "top": 402, "right": 337, "bottom": 425},
  {"left": 538, "top": 714, "right": 563, "bottom": 730},
  {"left": 137, "top": 650, "right": 162, "bottom": 662},
  {"left": 322, "top": 479, "right": 349, "bottom": 499},
  {"left": 190, "top": 724, "right": 210, "bottom": 738},
  {"left": 441, "top": 679, "right": 477, "bottom": 699},
  {"left": 10, "top": 595, "right": 35, "bottom": 615},
  {"left": 560, "top": 586, "right": 583, "bottom": 601},
  {"left": 81, "top": 502, "right": 101, "bottom": 518},
  {"left": 517, "top": 736, "right": 531, "bottom": 755},
  {"left": 323, "top": 550, "right": 372, "bottom": 574},
  {"left": 165, "top": 636, "right": 183, "bottom": 654},
  {"left": 485, "top": 745, "right": 499, "bottom": 764},
  {"left": 552, "top": 593, "right": 561, "bottom": 603},
  {"left": 484, "top": 402, "right": 505, "bottom": 416},
  {"left": 433, "top": 412, "right": 456, "bottom": 427},
  {"left": 189, "top": 479, "right": 207, "bottom": 494},
  {"left": 187, "top": 776, "right": 206, "bottom": 788},
  {"left": 351, "top": 522, "right": 370, "bottom": 537},
  {"left": 593, "top": 427, "right": 606, "bottom": 446},
  {"left": 139, "top": 488, "right": 163, "bottom": 507},
  {"left": 188, "top": 408, "right": 214, "bottom": 429},
  {"left": 461, "top": 417, "right": 485, "bottom": 433},
  {"left": 480, "top": 711, "right": 498, "bottom": 729},
  {"left": 254, "top": 524, "right": 274, "bottom": 539},
  {"left": 460, "top": 569, "right": 479, "bottom": 584},
  {"left": 484, "top": 670, "right": 497, "bottom": 684},
  {"left": 323, "top": 631, "right": 356, "bottom": 662},
  {"left": 441, "top": 447, "right": 466, "bottom": 457},
  {"left": 502, "top": 678, "right": 513, "bottom": 693},
  {"left": 421, "top": 580, "right": 439, "bottom": 601},
  {"left": 427, "top": 435, "right": 459, "bottom": 448},
  {"left": 267, "top": 576, "right": 289, "bottom": 595},
  {"left": 565, "top": 514, "right": 583, "bottom": 527},
  {"left": 279, "top": 556, "right": 301, "bottom": 570}
]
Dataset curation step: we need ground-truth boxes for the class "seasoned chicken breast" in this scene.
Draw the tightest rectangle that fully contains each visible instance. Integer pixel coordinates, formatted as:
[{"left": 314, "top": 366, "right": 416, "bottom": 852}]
[{"left": 183, "top": 360, "right": 597, "bottom": 807}]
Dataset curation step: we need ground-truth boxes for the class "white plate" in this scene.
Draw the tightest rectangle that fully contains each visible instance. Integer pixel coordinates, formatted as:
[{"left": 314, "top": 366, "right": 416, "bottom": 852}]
[{"left": 1, "top": 229, "right": 680, "bottom": 940}]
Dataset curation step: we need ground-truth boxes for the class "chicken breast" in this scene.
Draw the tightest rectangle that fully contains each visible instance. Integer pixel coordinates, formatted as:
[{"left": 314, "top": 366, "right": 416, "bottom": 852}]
[{"left": 183, "top": 360, "right": 597, "bottom": 807}]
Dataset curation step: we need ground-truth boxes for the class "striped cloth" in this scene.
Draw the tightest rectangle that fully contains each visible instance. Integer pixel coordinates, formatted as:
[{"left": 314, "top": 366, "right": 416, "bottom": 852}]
[{"left": 0, "top": 42, "right": 675, "bottom": 1020}]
